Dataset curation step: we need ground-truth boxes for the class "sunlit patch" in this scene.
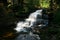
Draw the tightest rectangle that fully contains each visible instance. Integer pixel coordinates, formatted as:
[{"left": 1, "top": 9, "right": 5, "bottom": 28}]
[
  {"left": 39, "top": 0, "right": 50, "bottom": 8},
  {"left": 3, "top": 32, "right": 14, "bottom": 38}
]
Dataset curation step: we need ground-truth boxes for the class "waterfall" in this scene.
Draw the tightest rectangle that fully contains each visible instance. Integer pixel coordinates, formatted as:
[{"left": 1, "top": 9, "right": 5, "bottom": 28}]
[
  {"left": 14, "top": 9, "right": 48, "bottom": 40},
  {"left": 14, "top": 9, "right": 48, "bottom": 32}
]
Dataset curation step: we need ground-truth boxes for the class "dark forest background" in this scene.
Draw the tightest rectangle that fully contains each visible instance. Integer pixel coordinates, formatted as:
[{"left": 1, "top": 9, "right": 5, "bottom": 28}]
[{"left": 0, "top": 0, "right": 60, "bottom": 40}]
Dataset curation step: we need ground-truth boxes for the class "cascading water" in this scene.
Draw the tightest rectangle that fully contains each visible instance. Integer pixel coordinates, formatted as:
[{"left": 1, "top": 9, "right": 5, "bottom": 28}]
[{"left": 14, "top": 9, "right": 48, "bottom": 40}]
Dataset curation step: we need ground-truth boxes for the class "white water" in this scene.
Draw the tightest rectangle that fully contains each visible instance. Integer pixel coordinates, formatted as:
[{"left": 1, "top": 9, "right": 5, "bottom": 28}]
[{"left": 14, "top": 9, "right": 48, "bottom": 32}]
